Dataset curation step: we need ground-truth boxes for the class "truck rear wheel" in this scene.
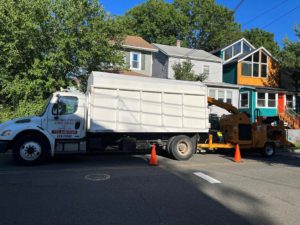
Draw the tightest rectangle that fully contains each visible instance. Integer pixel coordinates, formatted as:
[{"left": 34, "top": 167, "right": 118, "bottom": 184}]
[
  {"left": 166, "top": 136, "right": 176, "bottom": 158},
  {"left": 12, "top": 134, "right": 50, "bottom": 165},
  {"left": 170, "top": 135, "right": 194, "bottom": 161}
]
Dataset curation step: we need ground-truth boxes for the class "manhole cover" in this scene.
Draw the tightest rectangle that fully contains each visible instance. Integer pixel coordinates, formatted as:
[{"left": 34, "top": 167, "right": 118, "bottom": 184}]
[{"left": 84, "top": 174, "right": 111, "bottom": 181}]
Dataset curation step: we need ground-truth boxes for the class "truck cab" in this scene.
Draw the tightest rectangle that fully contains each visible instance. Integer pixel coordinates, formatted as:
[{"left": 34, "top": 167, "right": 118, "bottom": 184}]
[{"left": 0, "top": 91, "right": 86, "bottom": 164}]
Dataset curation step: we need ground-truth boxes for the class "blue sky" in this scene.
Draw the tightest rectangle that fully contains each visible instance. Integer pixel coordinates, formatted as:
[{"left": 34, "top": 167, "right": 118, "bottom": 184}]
[{"left": 100, "top": 0, "right": 299, "bottom": 48}]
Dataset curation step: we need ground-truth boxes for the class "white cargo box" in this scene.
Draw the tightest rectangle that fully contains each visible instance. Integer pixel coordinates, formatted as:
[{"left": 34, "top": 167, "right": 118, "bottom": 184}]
[{"left": 87, "top": 71, "right": 210, "bottom": 133}]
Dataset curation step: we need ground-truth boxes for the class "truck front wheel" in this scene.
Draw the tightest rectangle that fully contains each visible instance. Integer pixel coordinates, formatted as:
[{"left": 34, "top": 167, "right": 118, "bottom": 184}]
[
  {"left": 261, "top": 143, "right": 276, "bottom": 157},
  {"left": 170, "top": 135, "right": 194, "bottom": 161},
  {"left": 12, "top": 134, "right": 50, "bottom": 165}
]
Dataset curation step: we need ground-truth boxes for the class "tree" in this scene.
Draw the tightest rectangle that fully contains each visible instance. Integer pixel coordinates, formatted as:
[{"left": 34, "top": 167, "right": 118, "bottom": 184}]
[
  {"left": 0, "top": 0, "right": 125, "bottom": 120},
  {"left": 172, "top": 60, "right": 207, "bottom": 81},
  {"left": 243, "top": 28, "right": 280, "bottom": 57},
  {"left": 121, "top": 0, "right": 188, "bottom": 46},
  {"left": 279, "top": 26, "right": 300, "bottom": 91},
  {"left": 173, "top": 0, "right": 242, "bottom": 51}
]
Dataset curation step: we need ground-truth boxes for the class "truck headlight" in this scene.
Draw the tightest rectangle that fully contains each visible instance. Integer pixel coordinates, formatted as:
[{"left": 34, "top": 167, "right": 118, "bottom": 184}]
[{"left": 1, "top": 130, "right": 12, "bottom": 136}]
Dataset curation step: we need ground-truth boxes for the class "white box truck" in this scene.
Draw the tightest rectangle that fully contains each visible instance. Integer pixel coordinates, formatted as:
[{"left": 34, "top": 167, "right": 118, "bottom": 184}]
[{"left": 0, "top": 71, "right": 210, "bottom": 164}]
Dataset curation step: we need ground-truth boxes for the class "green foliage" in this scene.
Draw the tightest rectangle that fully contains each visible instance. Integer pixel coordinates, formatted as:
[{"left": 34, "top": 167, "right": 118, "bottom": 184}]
[
  {"left": 279, "top": 26, "right": 300, "bottom": 91},
  {"left": 243, "top": 28, "right": 280, "bottom": 57},
  {"left": 122, "top": 0, "right": 187, "bottom": 45},
  {"left": 0, "top": 0, "right": 125, "bottom": 120},
  {"left": 121, "top": 0, "right": 242, "bottom": 51},
  {"left": 172, "top": 60, "right": 207, "bottom": 81},
  {"left": 173, "top": 0, "right": 242, "bottom": 51}
]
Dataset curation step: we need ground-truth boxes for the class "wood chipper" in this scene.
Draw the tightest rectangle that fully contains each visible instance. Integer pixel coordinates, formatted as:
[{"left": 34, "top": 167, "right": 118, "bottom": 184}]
[{"left": 197, "top": 97, "right": 286, "bottom": 156}]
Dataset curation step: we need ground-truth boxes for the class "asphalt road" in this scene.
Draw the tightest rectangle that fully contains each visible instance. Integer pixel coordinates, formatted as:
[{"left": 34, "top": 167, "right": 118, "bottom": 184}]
[{"left": 0, "top": 150, "right": 299, "bottom": 225}]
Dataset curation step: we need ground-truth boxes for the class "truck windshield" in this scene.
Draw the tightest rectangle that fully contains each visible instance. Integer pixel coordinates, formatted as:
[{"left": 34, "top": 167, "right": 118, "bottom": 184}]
[{"left": 38, "top": 95, "right": 53, "bottom": 116}]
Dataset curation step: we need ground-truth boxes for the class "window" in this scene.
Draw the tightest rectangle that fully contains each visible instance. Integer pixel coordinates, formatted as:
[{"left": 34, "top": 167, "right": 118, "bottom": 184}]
[
  {"left": 224, "top": 47, "right": 233, "bottom": 60},
  {"left": 209, "top": 89, "right": 216, "bottom": 98},
  {"left": 286, "top": 95, "right": 293, "bottom": 108},
  {"left": 253, "top": 52, "right": 259, "bottom": 62},
  {"left": 261, "top": 52, "right": 268, "bottom": 78},
  {"left": 203, "top": 65, "right": 210, "bottom": 76},
  {"left": 233, "top": 42, "right": 241, "bottom": 55},
  {"left": 241, "top": 50, "right": 268, "bottom": 78},
  {"left": 243, "top": 43, "right": 251, "bottom": 53},
  {"left": 240, "top": 92, "right": 249, "bottom": 108},
  {"left": 52, "top": 96, "right": 78, "bottom": 115},
  {"left": 226, "top": 91, "right": 232, "bottom": 104},
  {"left": 218, "top": 90, "right": 225, "bottom": 102},
  {"left": 209, "top": 89, "right": 232, "bottom": 103},
  {"left": 257, "top": 93, "right": 266, "bottom": 107},
  {"left": 130, "top": 52, "right": 141, "bottom": 70},
  {"left": 261, "top": 64, "right": 267, "bottom": 77},
  {"left": 242, "top": 62, "right": 252, "bottom": 76},
  {"left": 268, "top": 93, "right": 276, "bottom": 107},
  {"left": 261, "top": 52, "right": 267, "bottom": 63},
  {"left": 253, "top": 63, "right": 259, "bottom": 77}
]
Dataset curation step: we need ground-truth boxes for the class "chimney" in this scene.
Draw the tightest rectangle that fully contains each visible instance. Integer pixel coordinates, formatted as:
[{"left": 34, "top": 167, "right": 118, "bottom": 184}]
[{"left": 176, "top": 39, "right": 181, "bottom": 47}]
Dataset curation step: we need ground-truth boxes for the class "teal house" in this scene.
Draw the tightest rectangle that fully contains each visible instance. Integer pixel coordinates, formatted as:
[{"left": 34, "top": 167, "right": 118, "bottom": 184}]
[
  {"left": 211, "top": 38, "right": 283, "bottom": 123},
  {"left": 239, "top": 86, "right": 284, "bottom": 122}
]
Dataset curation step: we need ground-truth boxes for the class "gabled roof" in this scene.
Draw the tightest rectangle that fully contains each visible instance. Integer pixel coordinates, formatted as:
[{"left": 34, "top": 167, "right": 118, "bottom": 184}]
[
  {"left": 123, "top": 35, "right": 158, "bottom": 52},
  {"left": 224, "top": 47, "right": 278, "bottom": 65},
  {"left": 210, "top": 38, "right": 256, "bottom": 54},
  {"left": 153, "top": 43, "right": 222, "bottom": 63}
]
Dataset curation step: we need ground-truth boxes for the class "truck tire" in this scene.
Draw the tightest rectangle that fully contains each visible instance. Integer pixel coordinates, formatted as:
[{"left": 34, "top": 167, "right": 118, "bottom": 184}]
[
  {"left": 12, "top": 134, "right": 50, "bottom": 165},
  {"left": 261, "top": 143, "right": 276, "bottom": 157},
  {"left": 166, "top": 136, "right": 176, "bottom": 158},
  {"left": 170, "top": 135, "right": 194, "bottom": 161}
]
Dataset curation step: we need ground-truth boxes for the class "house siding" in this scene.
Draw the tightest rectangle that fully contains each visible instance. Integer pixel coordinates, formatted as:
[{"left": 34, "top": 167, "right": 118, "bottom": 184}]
[
  {"left": 223, "top": 63, "right": 237, "bottom": 84},
  {"left": 152, "top": 51, "right": 168, "bottom": 78},
  {"left": 168, "top": 57, "right": 223, "bottom": 82}
]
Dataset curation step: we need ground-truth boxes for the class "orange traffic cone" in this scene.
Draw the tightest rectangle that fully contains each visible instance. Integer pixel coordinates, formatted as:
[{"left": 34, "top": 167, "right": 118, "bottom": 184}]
[
  {"left": 234, "top": 144, "right": 242, "bottom": 162},
  {"left": 149, "top": 144, "right": 158, "bottom": 166}
]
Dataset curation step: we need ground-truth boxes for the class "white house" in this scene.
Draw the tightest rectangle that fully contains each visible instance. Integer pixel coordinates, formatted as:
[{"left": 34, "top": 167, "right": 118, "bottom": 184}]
[
  {"left": 204, "top": 81, "right": 241, "bottom": 118},
  {"left": 152, "top": 42, "right": 223, "bottom": 82}
]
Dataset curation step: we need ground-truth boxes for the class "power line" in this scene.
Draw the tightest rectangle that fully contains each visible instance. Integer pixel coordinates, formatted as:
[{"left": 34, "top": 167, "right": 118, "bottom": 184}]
[
  {"left": 234, "top": 0, "right": 245, "bottom": 12},
  {"left": 262, "top": 3, "right": 300, "bottom": 29},
  {"left": 243, "top": 0, "right": 288, "bottom": 27}
]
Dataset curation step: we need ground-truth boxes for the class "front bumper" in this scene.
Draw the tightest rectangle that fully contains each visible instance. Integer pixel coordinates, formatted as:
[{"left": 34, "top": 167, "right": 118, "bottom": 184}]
[{"left": 0, "top": 141, "right": 9, "bottom": 153}]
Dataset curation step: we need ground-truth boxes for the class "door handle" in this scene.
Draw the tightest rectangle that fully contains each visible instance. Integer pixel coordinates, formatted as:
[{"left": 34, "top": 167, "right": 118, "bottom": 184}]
[{"left": 75, "top": 121, "right": 80, "bottom": 129}]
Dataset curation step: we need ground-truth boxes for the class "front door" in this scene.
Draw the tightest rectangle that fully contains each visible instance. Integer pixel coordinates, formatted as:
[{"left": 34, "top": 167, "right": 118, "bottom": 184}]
[
  {"left": 47, "top": 95, "right": 84, "bottom": 140},
  {"left": 278, "top": 93, "right": 284, "bottom": 113}
]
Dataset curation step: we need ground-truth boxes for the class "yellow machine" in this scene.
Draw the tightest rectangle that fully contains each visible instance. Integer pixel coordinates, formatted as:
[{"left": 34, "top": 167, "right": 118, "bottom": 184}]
[{"left": 198, "top": 97, "right": 285, "bottom": 156}]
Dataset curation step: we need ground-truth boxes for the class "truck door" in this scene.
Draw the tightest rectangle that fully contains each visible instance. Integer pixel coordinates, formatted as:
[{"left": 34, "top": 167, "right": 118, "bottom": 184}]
[{"left": 47, "top": 95, "right": 85, "bottom": 139}]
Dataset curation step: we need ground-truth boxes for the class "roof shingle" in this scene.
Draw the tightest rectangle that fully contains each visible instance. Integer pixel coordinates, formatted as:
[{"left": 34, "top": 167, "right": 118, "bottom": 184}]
[
  {"left": 153, "top": 43, "right": 222, "bottom": 62},
  {"left": 123, "top": 36, "right": 157, "bottom": 51}
]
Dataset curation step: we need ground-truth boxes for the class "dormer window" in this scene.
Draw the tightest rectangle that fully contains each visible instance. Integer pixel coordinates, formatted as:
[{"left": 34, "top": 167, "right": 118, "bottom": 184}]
[
  {"left": 223, "top": 40, "right": 247, "bottom": 61},
  {"left": 233, "top": 42, "right": 241, "bottom": 55},
  {"left": 243, "top": 42, "right": 251, "bottom": 53},
  {"left": 224, "top": 47, "right": 233, "bottom": 60}
]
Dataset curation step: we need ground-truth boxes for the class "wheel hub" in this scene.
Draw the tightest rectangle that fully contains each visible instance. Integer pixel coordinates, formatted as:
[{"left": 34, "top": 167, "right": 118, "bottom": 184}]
[
  {"left": 265, "top": 145, "right": 274, "bottom": 155},
  {"left": 178, "top": 142, "right": 188, "bottom": 155},
  {"left": 20, "top": 142, "right": 42, "bottom": 161}
]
